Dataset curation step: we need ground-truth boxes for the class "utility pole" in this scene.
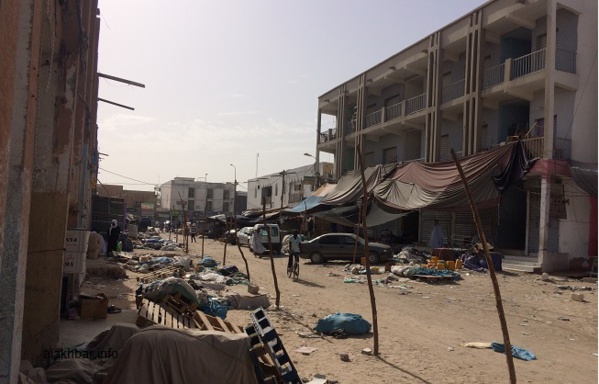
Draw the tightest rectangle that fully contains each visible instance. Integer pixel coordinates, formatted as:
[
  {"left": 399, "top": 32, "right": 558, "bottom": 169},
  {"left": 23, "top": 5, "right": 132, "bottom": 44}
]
[{"left": 280, "top": 170, "right": 286, "bottom": 209}]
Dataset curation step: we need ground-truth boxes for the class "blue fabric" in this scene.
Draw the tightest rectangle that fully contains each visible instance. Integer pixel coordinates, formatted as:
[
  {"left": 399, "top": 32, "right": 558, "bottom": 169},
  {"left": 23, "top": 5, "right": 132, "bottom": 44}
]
[
  {"left": 314, "top": 313, "right": 371, "bottom": 335},
  {"left": 200, "top": 298, "right": 229, "bottom": 319},
  {"left": 491, "top": 342, "right": 537, "bottom": 361},
  {"left": 200, "top": 256, "right": 217, "bottom": 268},
  {"left": 285, "top": 196, "right": 324, "bottom": 213}
]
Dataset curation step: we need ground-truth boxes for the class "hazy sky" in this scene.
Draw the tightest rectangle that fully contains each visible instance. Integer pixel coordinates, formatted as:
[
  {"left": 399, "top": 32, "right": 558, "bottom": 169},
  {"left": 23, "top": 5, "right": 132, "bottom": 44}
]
[{"left": 97, "top": 0, "right": 486, "bottom": 192}]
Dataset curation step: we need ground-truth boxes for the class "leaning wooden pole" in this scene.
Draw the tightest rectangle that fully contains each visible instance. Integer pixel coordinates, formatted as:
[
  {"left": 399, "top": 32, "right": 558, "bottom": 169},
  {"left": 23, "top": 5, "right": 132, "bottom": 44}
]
[
  {"left": 263, "top": 199, "right": 281, "bottom": 308},
  {"left": 450, "top": 148, "right": 516, "bottom": 383},
  {"left": 357, "top": 146, "right": 379, "bottom": 356},
  {"left": 223, "top": 218, "right": 229, "bottom": 265},
  {"left": 233, "top": 214, "right": 251, "bottom": 281}
]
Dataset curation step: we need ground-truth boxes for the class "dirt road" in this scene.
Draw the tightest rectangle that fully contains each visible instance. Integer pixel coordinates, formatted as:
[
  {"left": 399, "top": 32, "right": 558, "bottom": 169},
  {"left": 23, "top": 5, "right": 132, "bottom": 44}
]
[{"left": 95, "top": 236, "right": 598, "bottom": 384}]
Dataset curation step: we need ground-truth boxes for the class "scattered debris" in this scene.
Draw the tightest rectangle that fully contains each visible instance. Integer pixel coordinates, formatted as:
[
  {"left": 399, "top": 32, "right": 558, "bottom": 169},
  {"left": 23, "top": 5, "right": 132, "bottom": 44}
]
[
  {"left": 462, "top": 342, "right": 492, "bottom": 349},
  {"left": 295, "top": 346, "right": 318, "bottom": 355},
  {"left": 570, "top": 293, "right": 585, "bottom": 302},
  {"left": 361, "top": 348, "right": 372, "bottom": 355},
  {"left": 339, "top": 353, "right": 350, "bottom": 362}
]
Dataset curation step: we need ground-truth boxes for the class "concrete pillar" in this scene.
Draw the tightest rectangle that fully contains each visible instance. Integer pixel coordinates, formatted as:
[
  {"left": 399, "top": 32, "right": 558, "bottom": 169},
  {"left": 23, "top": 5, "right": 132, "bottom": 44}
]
[
  {"left": 538, "top": 176, "right": 551, "bottom": 264},
  {"left": 544, "top": 0, "right": 556, "bottom": 159},
  {"left": 0, "top": 1, "right": 43, "bottom": 381}
]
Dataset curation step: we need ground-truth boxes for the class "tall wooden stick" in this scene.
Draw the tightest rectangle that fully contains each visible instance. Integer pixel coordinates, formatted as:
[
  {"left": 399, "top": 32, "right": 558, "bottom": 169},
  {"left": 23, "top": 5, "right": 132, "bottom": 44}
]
[
  {"left": 450, "top": 148, "right": 516, "bottom": 383},
  {"left": 223, "top": 218, "right": 229, "bottom": 265},
  {"left": 357, "top": 146, "right": 379, "bottom": 356},
  {"left": 263, "top": 198, "right": 281, "bottom": 308},
  {"left": 233, "top": 214, "right": 251, "bottom": 281}
]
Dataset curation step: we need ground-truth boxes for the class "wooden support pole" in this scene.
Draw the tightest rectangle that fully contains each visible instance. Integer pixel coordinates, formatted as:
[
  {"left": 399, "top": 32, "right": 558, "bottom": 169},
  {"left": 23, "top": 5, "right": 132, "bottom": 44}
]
[
  {"left": 450, "top": 148, "right": 516, "bottom": 383},
  {"left": 263, "top": 198, "right": 281, "bottom": 308},
  {"left": 357, "top": 146, "right": 379, "bottom": 356},
  {"left": 233, "top": 215, "right": 251, "bottom": 281}
]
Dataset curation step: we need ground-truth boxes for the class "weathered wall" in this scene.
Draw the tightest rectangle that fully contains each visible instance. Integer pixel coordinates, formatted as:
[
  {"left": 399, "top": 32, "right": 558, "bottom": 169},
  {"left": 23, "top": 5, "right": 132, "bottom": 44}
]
[{"left": 0, "top": 1, "right": 43, "bottom": 381}]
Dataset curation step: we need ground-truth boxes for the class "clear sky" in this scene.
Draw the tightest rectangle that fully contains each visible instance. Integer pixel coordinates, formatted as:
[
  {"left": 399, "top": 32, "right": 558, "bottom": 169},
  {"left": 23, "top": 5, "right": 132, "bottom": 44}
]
[{"left": 97, "top": 0, "right": 487, "bottom": 192}]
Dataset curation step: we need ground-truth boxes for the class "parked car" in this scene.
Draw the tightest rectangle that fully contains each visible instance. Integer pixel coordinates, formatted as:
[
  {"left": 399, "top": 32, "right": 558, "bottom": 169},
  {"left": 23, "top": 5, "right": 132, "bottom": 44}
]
[
  {"left": 237, "top": 227, "right": 254, "bottom": 246},
  {"left": 299, "top": 233, "right": 393, "bottom": 264}
]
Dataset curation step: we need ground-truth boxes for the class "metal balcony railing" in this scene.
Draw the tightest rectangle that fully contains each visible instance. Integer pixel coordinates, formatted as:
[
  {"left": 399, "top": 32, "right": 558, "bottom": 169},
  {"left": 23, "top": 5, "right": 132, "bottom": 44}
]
[
  {"left": 385, "top": 101, "right": 403, "bottom": 121},
  {"left": 512, "top": 48, "right": 546, "bottom": 79},
  {"left": 318, "top": 128, "right": 337, "bottom": 143},
  {"left": 364, "top": 109, "right": 382, "bottom": 128},
  {"left": 442, "top": 79, "right": 465, "bottom": 103},
  {"left": 522, "top": 136, "right": 571, "bottom": 160},
  {"left": 405, "top": 93, "right": 427, "bottom": 115},
  {"left": 483, "top": 63, "right": 505, "bottom": 89}
]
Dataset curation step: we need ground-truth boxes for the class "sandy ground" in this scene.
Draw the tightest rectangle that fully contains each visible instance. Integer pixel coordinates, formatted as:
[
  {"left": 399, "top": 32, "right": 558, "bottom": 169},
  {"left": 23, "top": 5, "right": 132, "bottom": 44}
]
[{"left": 85, "top": 235, "right": 598, "bottom": 384}]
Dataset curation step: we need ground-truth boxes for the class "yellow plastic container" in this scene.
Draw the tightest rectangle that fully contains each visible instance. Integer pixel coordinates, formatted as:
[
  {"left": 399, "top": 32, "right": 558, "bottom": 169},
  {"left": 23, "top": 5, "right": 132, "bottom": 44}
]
[
  {"left": 431, "top": 256, "right": 439, "bottom": 264},
  {"left": 437, "top": 261, "right": 446, "bottom": 270},
  {"left": 446, "top": 260, "right": 455, "bottom": 271},
  {"left": 455, "top": 259, "right": 463, "bottom": 269}
]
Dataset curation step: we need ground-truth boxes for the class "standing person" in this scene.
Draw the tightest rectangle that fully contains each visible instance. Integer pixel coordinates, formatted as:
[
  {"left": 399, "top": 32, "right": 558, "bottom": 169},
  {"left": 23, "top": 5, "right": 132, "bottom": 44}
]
[
  {"left": 107, "top": 219, "right": 121, "bottom": 255},
  {"left": 190, "top": 223, "right": 197, "bottom": 243},
  {"left": 251, "top": 228, "right": 266, "bottom": 257},
  {"left": 287, "top": 230, "right": 302, "bottom": 271},
  {"left": 307, "top": 217, "right": 315, "bottom": 238},
  {"left": 430, "top": 219, "right": 444, "bottom": 249}
]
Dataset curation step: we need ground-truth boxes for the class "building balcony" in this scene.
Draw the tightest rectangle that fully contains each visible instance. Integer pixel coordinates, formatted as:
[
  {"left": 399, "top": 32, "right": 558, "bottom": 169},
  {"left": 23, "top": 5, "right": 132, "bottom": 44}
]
[
  {"left": 442, "top": 79, "right": 465, "bottom": 104},
  {"left": 483, "top": 48, "right": 577, "bottom": 95},
  {"left": 318, "top": 127, "right": 338, "bottom": 143},
  {"left": 522, "top": 136, "right": 571, "bottom": 160}
]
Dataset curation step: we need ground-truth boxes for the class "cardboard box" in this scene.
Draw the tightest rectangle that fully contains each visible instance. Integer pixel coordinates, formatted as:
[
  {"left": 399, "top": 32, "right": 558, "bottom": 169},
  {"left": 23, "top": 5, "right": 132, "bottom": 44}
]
[{"left": 79, "top": 293, "right": 108, "bottom": 320}]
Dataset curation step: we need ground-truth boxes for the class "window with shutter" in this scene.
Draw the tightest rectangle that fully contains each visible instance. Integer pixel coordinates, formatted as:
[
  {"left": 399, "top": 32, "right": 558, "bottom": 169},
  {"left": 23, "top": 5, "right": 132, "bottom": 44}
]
[
  {"left": 383, "top": 147, "right": 398, "bottom": 164},
  {"left": 440, "top": 135, "right": 449, "bottom": 161}
]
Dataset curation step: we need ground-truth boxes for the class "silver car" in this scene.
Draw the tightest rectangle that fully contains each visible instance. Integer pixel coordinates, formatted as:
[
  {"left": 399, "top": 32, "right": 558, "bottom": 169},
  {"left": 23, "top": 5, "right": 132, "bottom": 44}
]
[{"left": 236, "top": 227, "right": 254, "bottom": 246}]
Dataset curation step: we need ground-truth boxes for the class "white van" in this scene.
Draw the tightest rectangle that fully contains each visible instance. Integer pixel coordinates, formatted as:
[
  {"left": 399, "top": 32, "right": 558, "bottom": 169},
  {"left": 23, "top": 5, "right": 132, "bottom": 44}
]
[{"left": 251, "top": 224, "right": 282, "bottom": 254}]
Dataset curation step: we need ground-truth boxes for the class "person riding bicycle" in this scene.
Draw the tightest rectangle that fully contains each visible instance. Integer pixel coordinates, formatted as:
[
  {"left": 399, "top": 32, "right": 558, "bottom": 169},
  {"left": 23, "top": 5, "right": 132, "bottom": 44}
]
[{"left": 287, "top": 230, "right": 302, "bottom": 272}]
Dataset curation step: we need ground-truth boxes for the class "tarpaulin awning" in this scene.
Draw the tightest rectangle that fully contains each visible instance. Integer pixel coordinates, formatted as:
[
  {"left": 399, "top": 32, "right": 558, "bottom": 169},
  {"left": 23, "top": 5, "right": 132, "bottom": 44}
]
[
  {"left": 570, "top": 166, "right": 598, "bottom": 196},
  {"left": 373, "top": 141, "right": 535, "bottom": 211},
  {"left": 321, "top": 163, "right": 396, "bottom": 206},
  {"left": 284, "top": 183, "right": 337, "bottom": 214},
  {"left": 313, "top": 201, "right": 409, "bottom": 227}
]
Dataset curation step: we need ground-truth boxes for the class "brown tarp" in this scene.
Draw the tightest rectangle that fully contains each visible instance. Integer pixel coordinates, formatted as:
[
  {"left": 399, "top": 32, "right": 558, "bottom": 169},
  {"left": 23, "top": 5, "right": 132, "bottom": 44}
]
[
  {"left": 103, "top": 326, "right": 259, "bottom": 384},
  {"left": 373, "top": 141, "right": 522, "bottom": 211},
  {"left": 321, "top": 163, "right": 396, "bottom": 205}
]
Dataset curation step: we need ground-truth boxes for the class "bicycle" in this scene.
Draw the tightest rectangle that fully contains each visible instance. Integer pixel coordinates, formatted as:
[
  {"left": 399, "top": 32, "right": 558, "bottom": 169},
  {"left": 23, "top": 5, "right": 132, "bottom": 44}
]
[{"left": 287, "top": 252, "right": 299, "bottom": 281}]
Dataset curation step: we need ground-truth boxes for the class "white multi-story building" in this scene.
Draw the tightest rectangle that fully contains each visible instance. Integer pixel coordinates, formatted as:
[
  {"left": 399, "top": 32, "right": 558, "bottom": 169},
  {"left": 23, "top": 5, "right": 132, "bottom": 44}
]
[
  {"left": 160, "top": 177, "right": 236, "bottom": 218},
  {"left": 247, "top": 162, "right": 333, "bottom": 211},
  {"left": 315, "top": 0, "right": 597, "bottom": 271}
]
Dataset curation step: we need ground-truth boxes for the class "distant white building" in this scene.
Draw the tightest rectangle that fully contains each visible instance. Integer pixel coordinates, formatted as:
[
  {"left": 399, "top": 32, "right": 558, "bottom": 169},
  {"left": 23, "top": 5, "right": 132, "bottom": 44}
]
[
  {"left": 160, "top": 177, "right": 235, "bottom": 218},
  {"left": 247, "top": 162, "right": 333, "bottom": 211}
]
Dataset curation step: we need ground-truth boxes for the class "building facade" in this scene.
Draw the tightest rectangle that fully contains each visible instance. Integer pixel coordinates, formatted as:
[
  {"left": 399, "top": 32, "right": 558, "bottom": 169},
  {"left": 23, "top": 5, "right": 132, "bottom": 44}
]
[
  {"left": 315, "top": 0, "right": 597, "bottom": 271},
  {"left": 0, "top": 0, "right": 101, "bottom": 378},
  {"left": 159, "top": 177, "right": 236, "bottom": 220},
  {"left": 247, "top": 162, "right": 333, "bottom": 211}
]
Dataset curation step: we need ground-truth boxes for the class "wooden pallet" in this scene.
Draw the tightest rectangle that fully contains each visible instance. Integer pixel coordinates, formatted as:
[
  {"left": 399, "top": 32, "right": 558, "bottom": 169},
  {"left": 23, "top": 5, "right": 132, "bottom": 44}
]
[
  {"left": 136, "top": 298, "right": 195, "bottom": 329},
  {"left": 137, "top": 293, "right": 244, "bottom": 335},
  {"left": 136, "top": 266, "right": 181, "bottom": 284}
]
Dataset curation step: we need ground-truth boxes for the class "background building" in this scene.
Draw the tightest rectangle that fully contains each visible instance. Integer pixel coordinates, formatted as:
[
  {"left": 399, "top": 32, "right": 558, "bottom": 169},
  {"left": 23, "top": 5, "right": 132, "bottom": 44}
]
[
  {"left": 159, "top": 177, "right": 236, "bottom": 223},
  {"left": 247, "top": 162, "right": 333, "bottom": 211},
  {"left": 314, "top": 0, "right": 597, "bottom": 271}
]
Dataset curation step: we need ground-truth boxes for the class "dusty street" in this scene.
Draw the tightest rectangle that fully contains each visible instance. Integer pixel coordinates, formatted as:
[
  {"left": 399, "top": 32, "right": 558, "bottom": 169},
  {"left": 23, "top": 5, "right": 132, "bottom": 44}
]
[{"left": 92, "top": 235, "right": 598, "bottom": 384}]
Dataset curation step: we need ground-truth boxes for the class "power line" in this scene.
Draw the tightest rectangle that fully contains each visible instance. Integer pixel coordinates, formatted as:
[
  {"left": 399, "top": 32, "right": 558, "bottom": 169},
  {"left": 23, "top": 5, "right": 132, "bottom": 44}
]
[{"left": 99, "top": 167, "right": 156, "bottom": 186}]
